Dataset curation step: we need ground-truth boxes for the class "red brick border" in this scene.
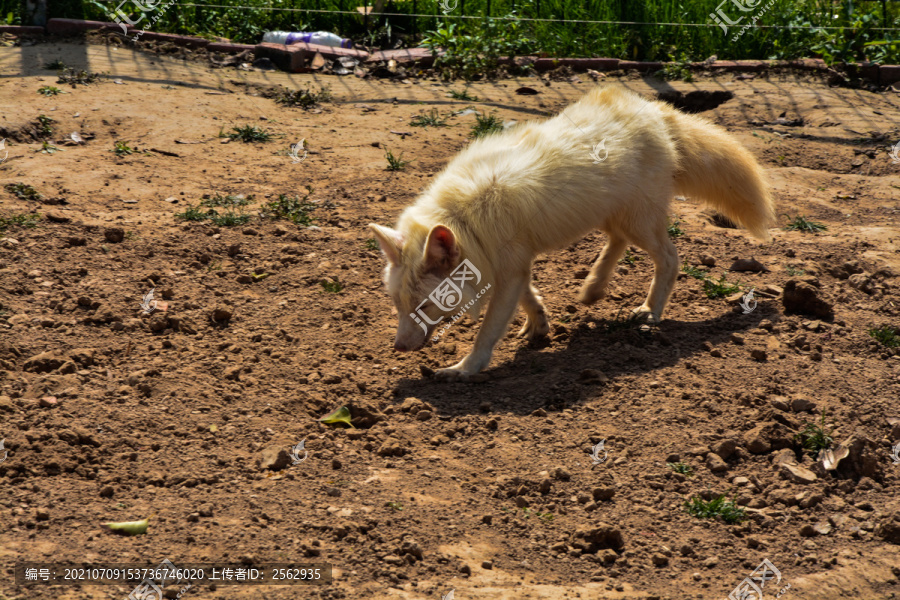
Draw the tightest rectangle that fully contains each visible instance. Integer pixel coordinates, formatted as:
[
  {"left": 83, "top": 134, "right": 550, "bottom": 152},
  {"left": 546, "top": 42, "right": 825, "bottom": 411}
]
[
  {"left": 0, "top": 25, "right": 45, "bottom": 34},
  {"left": 8, "top": 19, "right": 900, "bottom": 84}
]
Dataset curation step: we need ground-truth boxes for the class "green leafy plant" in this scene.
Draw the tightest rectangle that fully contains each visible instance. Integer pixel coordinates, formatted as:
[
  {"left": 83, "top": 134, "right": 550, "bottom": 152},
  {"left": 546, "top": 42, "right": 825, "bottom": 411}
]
[
  {"left": 603, "top": 307, "right": 646, "bottom": 333},
  {"left": 449, "top": 88, "right": 479, "bottom": 101},
  {"left": 111, "top": 141, "right": 135, "bottom": 157},
  {"left": 276, "top": 84, "right": 332, "bottom": 109},
  {"left": 259, "top": 187, "right": 315, "bottom": 226},
  {"left": 227, "top": 125, "right": 272, "bottom": 143},
  {"left": 667, "top": 462, "right": 694, "bottom": 476},
  {"left": 410, "top": 109, "right": 448, "bottom": 128},
  {"left": 0, "top": 212, "right": 40, "bottom": 233},
  {"left": 364, "top": 238, "right": 379, "bottom": 251},
  {"left": 786, "top": 267, "right": 807, "bottom": 276},
  {"left": 384, "top": 148, "right": 411, "bottom": 171},
  {"left": 57, "top": 68, "right": 101, "bottom": 85},
  {"left": 869, "top": 324, "right": 900, "bottom": 348},
  {"left": 810, "top": 10, "right": 900, "bottom": 66},
  {"left": 667, "top": 218, "right": 685, "bottom": 239},
  {"left": 36, "top": 141, "right": 61, "bottom": 154},
  {"left": 784, "top": 215, "right": 827, "bottom": 233},
  {"left": 619, "top": 248, "right": 642, "bottom": 265},
  {"left": 320, "top": 280, "right": 343, "bottom": 293},
  {"left": 658, "top": 51, "right": 693, "bottom": 82},
  {"left": 421, "top": 14, "right": 533, "bottom": 80},
  {"left": 795, "top": 410, "right": 835, "bottom": 458},
  {"left": 5, "top": 183, "right": 43, "bottom": 201},
  {"left": 681, "top": 261, "right": 708, "bottom": 280},
  {"left": 174, "top": 194, "right": 251, "bottom": 226},
  {"left": 43, "top": 59, "right": 67, "bottom": 70},
  {"left": 36, "top": 115, "right": 54, "bottom": 136},
  {"left": 37, "top": 86, "right": 63, "bottom": 96},
  {"left": 386, "top": 501, "right": 403, "bottom": 511},
  {"left": 702, "top": 274, "right": 742, "bottom": 299},
  {"left": 471, "top": 111, "right": 504, "bottom": 138},
  {"left": 684, "top": 493, "right": 745, "bottom": 524}
]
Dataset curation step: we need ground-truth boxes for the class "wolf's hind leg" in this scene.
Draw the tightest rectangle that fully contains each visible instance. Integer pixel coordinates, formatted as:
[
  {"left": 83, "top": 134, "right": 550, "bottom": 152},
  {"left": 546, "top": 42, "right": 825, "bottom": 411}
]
[
  {"left": 578, "top": 232, "right": 627, "bottom": 305},
  {"left": 624, "top": 218, "right": 679, "bottom": 324},
  {"left": 517, "top": 280, "right": 550, "bottom": 340}
]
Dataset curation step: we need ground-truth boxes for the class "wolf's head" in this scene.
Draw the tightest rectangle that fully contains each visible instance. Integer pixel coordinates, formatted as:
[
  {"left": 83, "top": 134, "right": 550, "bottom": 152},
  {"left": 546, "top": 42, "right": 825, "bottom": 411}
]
[{"left": 369, "top": 222, "right": 480, "bottom": 352}]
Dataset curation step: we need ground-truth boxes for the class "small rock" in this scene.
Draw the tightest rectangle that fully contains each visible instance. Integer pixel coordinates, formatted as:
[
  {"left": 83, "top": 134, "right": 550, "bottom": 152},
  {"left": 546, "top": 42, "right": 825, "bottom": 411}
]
[
  {"left": 104, "top": 227, "right": 125, "bottom": 243},
  {"left": 482, "top": 515, "right": 493, "bottom": 525},
  {"left": 706, "top": 453, "right": 728, "bottom": 472},
  {"left": 481, "top": 560, "right": 493, "bottom": 570},
  {"left": 259, "top": 446, "right": 291, "bottom": 471},
  {"left": 702, "top": 556, "right": 719, "bottom": 568},
  {"left": 458, "top": 563, "right": 472, "bottom": 575},
  {"left": 729, "top": 258, "right": 767, "bottom": 272},
  {"left": 578, "top": 369, "right": 609, "bottom": 384},
  {"left": 783, "top": 279, "right": 834, "bottom": 319},
  {"left": 45, "top": 211, "right": 70, "bottom": 223},
  {"left": 99, "top": 485, "right": 114, "bottom": 498},
  {"left": 729, "top": 332, "right": 745, "bottom": 345},
  {"left": 651, "top": 553, "right": 669, "bottom": 567},
  {"left": 780, "top": 462, "right": 817, "bottom": 484},
  {"left": 790, "top": 396, "right": 816, "bottom": 412},
  {"left": 712, "top": 439, "right": 737, "bottom": 460},
  {"left": 700, "top": 254, "right": 716, "bottom": 267},
  {"left": 212, "top": 306, "right": 232, "bottom": 322},
  {"left": 750, "top": 349, "right": 767, "bottom": 361},
  {"left": 813, "top": 521, "right": 832, "bottom": 535}
]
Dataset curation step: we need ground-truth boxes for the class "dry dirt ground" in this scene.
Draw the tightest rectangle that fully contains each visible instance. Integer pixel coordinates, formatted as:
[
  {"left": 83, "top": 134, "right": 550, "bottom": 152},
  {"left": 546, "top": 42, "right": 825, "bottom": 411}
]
[{"left": 2, "top": 37, "right": 900, "bottom": 600}]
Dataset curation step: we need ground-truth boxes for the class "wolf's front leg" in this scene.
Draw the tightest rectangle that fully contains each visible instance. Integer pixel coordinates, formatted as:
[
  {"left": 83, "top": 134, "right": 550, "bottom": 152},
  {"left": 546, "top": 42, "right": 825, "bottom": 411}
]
[{"left": 435, "top": 274, "right": 527, "bottom": 382}]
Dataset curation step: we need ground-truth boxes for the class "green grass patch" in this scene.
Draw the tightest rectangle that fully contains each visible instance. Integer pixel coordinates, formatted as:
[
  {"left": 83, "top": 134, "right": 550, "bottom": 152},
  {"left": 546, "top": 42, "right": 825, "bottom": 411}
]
[
  {"left": 681, "top": 261, "right": 741, "bottom": 298},
  {"left": 259, "top": 187, "right": 316, "bottom": 226},
  {"left": 786, "top": 267, "right": 807, "bottom": 276},
  {"left": 869, "top": 324, "right": 900, "bottom": 348},
  {"left": 421, "top": 17, "right": 533, "bottom": 80},
  {"left": 603, "top": 307, "right": 645, "bottom": 333},
  {"left": 784, "top": 215, "right": 827, "bottom": 233},
  {"left": 36, "top": 115, "right": 54, "bottom": 136},
  {"left": 5, "top": 183, "right": 42, "bottom": 201},
  {"left": 0, "top": 212, "right": 40, "bottom": 233},
  {"left": 321, "top": 280, "right": 343, "bottom": 293},
  {"left": 794, "top": 411, "right": 834, "bottom": 458},
  {"left": 667, "top": 218, "right": 685, "bottom": 239},
  {"left": 410, "top": 109, "right": 448, "bottom": 128},
  {"left": 619, "top": 248, "right": 642, "bottom": 265},
  {"left": 227, "top": 125, "right": 273, "bottom": 143},
  {"left": 111, "top": 141, "right": 135, "bottom": 157},
  {"left": 702, "top": 274, "right": 741, "bottom": 299},
  {"left": 684, "top": 493, "right": 745, "bottom": 524},
  {"left": 364, "top": 238, "right": 379, "bottom": 251},
  {"left": 386, "top": 501, "right": 403, "bottom": 511},
  {"left": 57, "top": 68, "right": 101, "bottom": 85},
  {"left": 276, "top": 85, "right": 332, "bottom": 109},
  {"left": 667, "top": 462, "right": 693, "bottom": 476},
  {"left": 174, "top": 194, "right": 252, "bottom": 226},
  {"left": 37, "top": 86, "right": 63, "bottom": 96},
  {"left": 471, "top": 111, "right": 504, "bottom": 138},
  {"left": 384, "top": 148, "right": 411, "bottom": 171},
  {"left": 449, "top": 88, "right": 479, "bottom": 101}
]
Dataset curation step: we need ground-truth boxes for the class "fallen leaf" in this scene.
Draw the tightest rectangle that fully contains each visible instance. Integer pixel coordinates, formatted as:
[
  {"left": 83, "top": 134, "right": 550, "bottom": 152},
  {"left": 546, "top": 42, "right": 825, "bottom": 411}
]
[
  {"left": 319, "top": 406, "right": 354, "bottom": 428},
  {"left": 103, "top": 517, "right": 150, "bottom": 535}
]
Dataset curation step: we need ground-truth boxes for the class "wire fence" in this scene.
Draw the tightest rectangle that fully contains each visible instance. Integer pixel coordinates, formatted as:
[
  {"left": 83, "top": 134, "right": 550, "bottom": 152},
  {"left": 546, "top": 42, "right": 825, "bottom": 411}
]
[{"left": 5, "top": 0, "right": 900, "bottom": 63}]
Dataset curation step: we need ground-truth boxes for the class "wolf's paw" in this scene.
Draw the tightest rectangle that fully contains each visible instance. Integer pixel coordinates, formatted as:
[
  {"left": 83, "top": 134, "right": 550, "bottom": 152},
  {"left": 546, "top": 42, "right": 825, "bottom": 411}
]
[
  {"left": 434, "top": 367, "right": 489, "bottom": 383},
  {"left": 631, "top": 305, "right": 660, "bottom": 324},
  {"left": 577, "top": 281, "right": 606, "bottom": 306},
  {"left": 517, "top": 314, "right": 550, "bottom": 339}
]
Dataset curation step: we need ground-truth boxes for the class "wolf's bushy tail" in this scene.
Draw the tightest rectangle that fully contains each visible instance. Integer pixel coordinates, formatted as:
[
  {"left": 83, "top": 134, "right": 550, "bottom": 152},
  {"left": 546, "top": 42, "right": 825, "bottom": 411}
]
[{"left": 665, "top": 109, "right": 776, "bottom": 242}]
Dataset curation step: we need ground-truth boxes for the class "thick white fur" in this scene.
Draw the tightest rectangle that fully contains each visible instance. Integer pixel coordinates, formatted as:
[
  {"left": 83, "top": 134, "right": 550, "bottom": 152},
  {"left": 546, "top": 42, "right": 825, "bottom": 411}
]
[{"left": 370, "top": 85, "right": 775, "bottom": 382}]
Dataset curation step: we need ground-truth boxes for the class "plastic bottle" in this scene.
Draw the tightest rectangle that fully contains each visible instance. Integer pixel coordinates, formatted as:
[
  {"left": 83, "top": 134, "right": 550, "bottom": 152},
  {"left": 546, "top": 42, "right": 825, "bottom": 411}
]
[{"left": 262, "top": 31, "right": 352, "bottom": 49}]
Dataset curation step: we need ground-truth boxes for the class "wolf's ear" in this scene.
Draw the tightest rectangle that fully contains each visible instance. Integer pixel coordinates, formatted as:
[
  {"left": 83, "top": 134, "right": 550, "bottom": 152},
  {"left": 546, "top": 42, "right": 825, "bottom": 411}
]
[
  {"left": 424, "top": 224, "right": 459, "bottom": 273},
  {"left": 369, "top": 223, "right": 404, "bottom": 266}
]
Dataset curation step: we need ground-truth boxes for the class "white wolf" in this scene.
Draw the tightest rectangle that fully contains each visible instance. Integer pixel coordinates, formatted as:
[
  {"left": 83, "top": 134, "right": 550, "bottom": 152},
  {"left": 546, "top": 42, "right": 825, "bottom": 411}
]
[{"left": 370, "top": 85, "right": 775, "bottom": 381}]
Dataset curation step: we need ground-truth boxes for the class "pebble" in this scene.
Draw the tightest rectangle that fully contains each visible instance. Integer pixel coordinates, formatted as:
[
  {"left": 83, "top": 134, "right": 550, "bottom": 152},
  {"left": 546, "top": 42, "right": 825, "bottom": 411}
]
[{"left": 103, "top": 227, "right": 124, "bottom": 243}]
